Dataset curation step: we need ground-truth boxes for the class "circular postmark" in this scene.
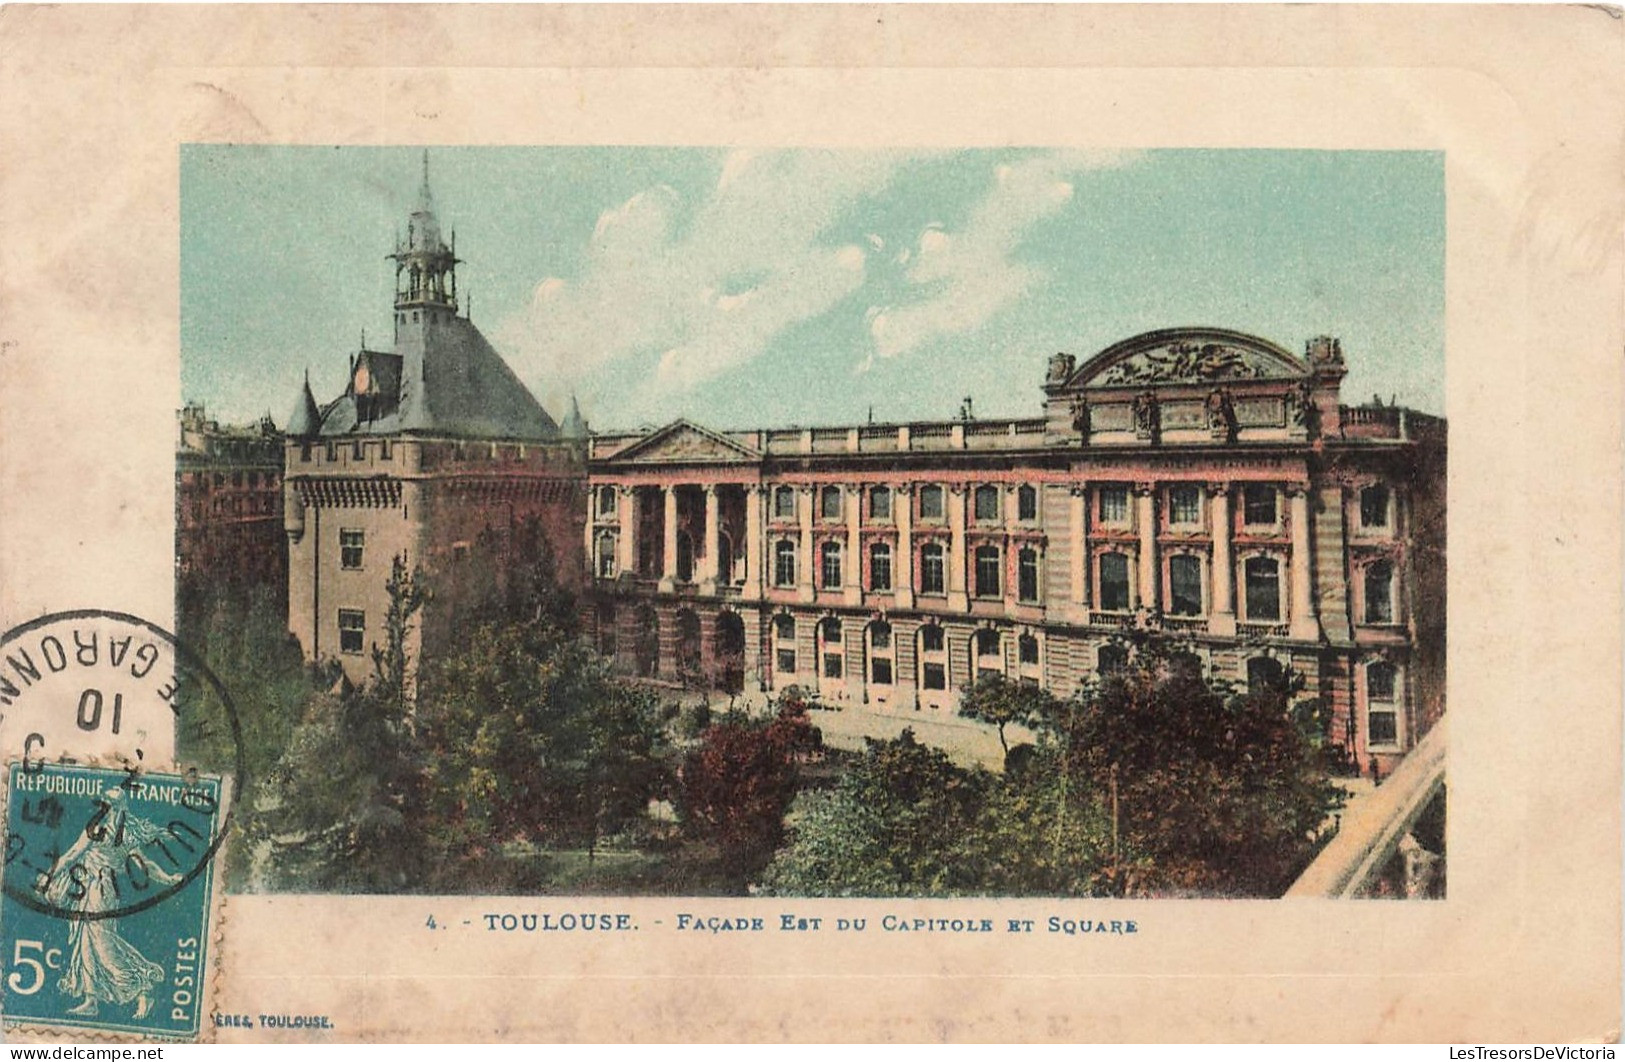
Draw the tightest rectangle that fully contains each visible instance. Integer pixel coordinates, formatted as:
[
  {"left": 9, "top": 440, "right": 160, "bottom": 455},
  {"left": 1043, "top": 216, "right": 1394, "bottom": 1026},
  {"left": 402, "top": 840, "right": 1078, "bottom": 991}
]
[{"left": 0, "top": 609, "right": 244, "bottom": 921}]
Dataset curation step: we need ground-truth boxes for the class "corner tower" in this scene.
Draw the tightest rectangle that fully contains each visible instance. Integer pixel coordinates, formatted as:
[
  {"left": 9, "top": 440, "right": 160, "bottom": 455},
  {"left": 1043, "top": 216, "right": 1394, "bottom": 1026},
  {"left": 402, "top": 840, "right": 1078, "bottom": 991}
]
[{"left": 283, "top": 153, "right": 585, "bottom": 679}]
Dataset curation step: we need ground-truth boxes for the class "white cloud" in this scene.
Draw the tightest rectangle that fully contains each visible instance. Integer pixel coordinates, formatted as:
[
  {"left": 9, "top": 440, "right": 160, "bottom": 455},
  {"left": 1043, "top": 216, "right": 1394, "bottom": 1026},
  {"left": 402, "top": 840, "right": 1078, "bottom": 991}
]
[
  {"left": 495, "top": 151, "right": 904, "bottom": 419},
  {"left": 867, "top": 149, "right": 1142, "bottom": 361}
]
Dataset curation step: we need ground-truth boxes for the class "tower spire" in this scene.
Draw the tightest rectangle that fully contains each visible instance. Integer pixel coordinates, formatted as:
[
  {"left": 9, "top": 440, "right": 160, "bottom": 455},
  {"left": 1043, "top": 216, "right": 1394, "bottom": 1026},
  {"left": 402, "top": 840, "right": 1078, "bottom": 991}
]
[{"left": 391, "top": 150, "right": 459, "bottom": 314}]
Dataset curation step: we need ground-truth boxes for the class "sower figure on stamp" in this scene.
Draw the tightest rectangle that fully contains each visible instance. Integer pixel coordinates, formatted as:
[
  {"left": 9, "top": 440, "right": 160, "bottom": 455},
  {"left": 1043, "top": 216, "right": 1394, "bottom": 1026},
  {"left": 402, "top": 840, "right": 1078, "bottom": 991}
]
[{"left": 45, "top": 785, "right": 179, "bottom": 1019}]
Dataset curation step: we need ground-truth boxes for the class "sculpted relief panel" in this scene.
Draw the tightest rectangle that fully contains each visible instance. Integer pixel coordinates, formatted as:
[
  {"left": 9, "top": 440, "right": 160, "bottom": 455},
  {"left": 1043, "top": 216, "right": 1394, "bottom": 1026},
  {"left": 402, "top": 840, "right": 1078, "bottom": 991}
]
[{"left": 1097, "top": 341, "right": 1296, "bottom": 387}]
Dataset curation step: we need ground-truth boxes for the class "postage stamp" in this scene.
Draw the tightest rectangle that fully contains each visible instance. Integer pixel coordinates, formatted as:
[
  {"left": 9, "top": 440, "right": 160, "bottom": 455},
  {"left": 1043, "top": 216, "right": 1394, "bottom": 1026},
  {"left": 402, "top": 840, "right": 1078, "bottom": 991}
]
[
  {"left": 0, "top": 610, "right": 241, "bottom": 1040},
  {"left": 1, "top": 763, "right": 225, "bottom": 1039}
]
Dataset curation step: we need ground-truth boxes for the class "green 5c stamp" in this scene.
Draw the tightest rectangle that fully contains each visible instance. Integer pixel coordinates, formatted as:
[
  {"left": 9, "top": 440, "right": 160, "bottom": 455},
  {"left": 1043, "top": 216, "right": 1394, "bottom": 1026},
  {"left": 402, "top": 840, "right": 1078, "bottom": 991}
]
[{"left": 2, "top": 763, "right": 224, "bottom": 1039}]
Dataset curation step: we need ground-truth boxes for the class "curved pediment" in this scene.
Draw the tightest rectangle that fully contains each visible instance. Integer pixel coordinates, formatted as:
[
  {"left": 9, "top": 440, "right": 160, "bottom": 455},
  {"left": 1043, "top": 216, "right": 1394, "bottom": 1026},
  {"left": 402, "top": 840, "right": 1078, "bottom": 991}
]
[{"left": 1064, "top": 328, "right": 1310, "bottom": 391}]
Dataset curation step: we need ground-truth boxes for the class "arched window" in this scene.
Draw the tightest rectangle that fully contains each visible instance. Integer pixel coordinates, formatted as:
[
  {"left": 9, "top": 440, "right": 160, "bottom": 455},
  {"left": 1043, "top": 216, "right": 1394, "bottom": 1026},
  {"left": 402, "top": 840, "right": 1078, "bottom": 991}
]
[
  {"left": 1017, "top": 633, "right": 1041, "bottom": 681},
  {"left": 1360, "top": 485, "right": 1391, "bottom": 529},
  {"left": 1244, "top": 556, "right": 1281, "bottom": 621},
  {"left": 1364, "top": 560, "right": 1394, "bottom": 624},
  {"left": 1017, "top": 484, "right": 1038, "bottom": 522},
  {"left": 919, "top": 542, "right": 946, "bottom": 595},
  {"left": 1098, "top": 643, "right": 1128, "bottom": 676},
  {"left": 974, "top": 544, "right": 1001, "bottom": 597},
  {"left": 820, "top": 540, "right": 844, "bottom": 589},
  {"left": 1098, "top": 551, "right": 1130, "bottom": 612},
  {"left": 868, "top": 621, "right": 894, "bottom": 685},
  {"left": 1247, "top": 655, "right": 1285, "bottom": 693},
  {"left": 870, "top": 541, "right": 893, "bottom": 592},
  {"left": 819, "top": 617, "right": 844, "bottom": 681},
  {"left": 918, "top": 624, "right": 948, "bottom": 691},
  {"left": 715, "top": 612, "right": 745, "bottom": 694},
  {"left": 596, "top": 532, "right": 617, "bottom": 579},
  {"left": 1018, "top": 547, "right": 1040, "bottom": 603},
  {"left": 773, "top": 539, "right": 797, "bottom": 587},
  {"left": 634, "top": 606, "right": 660, "bottom": 679},
  {"left": 675, "top": 610, "right": 702, "bottom": 682},
  {"left": 820, "top": 485, "right": 843, "bottom": 521},
  {"left": 918, "top": 484, "right": 945, "bottom": 521},
  {"left": 773, "top": 614, "right": 797, "bottom": 675},
  {"left": 1168, "top": 554, "right": 1203, "bottom": 616},
  {"left": 870, "top": 486, "right": 892, "bottom": 521},
  {"left": 974, "top": 484, "right": 1001, "bottom": 522},
  {"left": 975, "top": 629, "right": 1002, "bottom": 680},
  {"left": 1367, "top": 660, "right": 1399, "bottom": 745},
  {"left": 773, "top": 485, "right": 796, "bottom": 519}
]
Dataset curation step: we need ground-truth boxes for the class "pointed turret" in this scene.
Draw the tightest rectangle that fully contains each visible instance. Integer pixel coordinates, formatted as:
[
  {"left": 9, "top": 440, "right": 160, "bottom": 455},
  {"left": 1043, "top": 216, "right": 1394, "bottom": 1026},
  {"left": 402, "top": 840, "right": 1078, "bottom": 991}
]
[
  {"left": 560, "top": 395, "right": 588, "bottom": 440},
  {"left": 287, "top": 370, "right": 322, "bottom": 437}
]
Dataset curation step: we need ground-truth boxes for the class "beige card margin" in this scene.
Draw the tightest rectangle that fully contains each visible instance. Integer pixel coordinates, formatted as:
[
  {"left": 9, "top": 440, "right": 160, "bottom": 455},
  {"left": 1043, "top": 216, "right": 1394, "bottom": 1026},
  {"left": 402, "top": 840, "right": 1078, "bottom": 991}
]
[{"left": 0, "top": 4, "right": 1619, "bottom": 1043}]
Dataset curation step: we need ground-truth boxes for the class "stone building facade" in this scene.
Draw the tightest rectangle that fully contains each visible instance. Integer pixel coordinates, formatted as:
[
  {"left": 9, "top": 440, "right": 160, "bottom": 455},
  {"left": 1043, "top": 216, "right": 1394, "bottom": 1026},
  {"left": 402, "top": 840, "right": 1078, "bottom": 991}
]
[
  {"left": 583, "top": 328, "right": 1445, "bottom": 775},
  {"left": 282, "top": 158, "right": 586, "bottom": 681},
  {"left": 176, "top": 403, "right": 287, "bottom": 600}
]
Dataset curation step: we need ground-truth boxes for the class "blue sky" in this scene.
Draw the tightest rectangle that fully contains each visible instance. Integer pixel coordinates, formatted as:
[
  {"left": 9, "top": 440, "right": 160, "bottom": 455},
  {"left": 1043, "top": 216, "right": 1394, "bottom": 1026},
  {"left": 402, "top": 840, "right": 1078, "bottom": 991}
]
[{"left": 181, "top": 146, "right": 1444, "bottom": 431}]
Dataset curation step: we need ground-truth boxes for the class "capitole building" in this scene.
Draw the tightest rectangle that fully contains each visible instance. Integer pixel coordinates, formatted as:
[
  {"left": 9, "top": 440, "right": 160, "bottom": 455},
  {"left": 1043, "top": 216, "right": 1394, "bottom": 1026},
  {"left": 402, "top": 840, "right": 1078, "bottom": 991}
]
[
  {"left": 583, "top": 329, "right": 1445, "bottom": 775},
  {"left": 274, "top": 158, "right": 1444, "bottom": 777}
]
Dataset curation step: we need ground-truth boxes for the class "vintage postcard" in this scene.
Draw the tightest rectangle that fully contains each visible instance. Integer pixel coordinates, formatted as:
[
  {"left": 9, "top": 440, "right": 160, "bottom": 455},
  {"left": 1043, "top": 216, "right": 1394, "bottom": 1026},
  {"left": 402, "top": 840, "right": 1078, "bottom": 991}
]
[{"left": 0, "top": 4, "right": 1618, "bottom": 1044}]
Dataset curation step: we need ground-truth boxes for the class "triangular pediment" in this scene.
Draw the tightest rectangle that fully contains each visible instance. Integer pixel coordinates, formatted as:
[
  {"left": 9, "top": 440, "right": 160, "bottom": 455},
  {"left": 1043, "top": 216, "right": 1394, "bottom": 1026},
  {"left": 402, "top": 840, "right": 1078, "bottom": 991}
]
[
  {"left": 609, "top": 419, "right": 761, "bottom": 465},
  {"left": 1065, "top": 328, "right": 1310, "bottom": 391}
]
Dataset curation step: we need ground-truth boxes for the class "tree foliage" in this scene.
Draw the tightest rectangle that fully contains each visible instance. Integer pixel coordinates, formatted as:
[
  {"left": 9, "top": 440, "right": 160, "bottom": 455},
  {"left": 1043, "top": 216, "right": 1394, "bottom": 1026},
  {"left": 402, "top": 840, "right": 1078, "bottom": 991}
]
[
  {"left": 958, "top": 673, "right": 1050, "bottom": 755},
  {"left": 676, "top": 700, "right": 821, "bottom": 886},
  {"left": 1037, "top": 640, "right": 1343, "bottom": 896}
]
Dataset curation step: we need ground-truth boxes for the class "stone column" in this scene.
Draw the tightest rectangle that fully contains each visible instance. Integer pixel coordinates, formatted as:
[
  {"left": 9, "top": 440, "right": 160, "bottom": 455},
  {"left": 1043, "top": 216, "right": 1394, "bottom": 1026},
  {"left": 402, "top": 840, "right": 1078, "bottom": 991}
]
[
  {"left": 1208, "top": 482, "right": 1236, "bottom": 635},
  {"left": 659, "top": 485, "right": 679, "bottom": 592},
  {"left": 797, "top": 485, "right": 814, "bottom": 603},
  {"left": 1136, "top": 482, "right": 1158, "bottom": 614},
  {"left": 1288, "top": 484, "right": 1320, "bottom": 641},
  {"left": 698, "top": 484, "right": 720, "bottom": 593},
  {"left": 617, "top": 486, "right": 636, "bottom": 576},
  {"left": 947, "top": 484, "right": 969, "bottom": 611},
  {"left": 583, "top": 485, "right": 598, "bottom": 579},
  {"left": 895, "top": 483, "right": 915, "bottom": 608},
  {"left": 742, "top": 484, "right": 762, "bottom": 601},
  {"left": 844, "top": 483, "right": 863, "bottom": 606},
  {"left": 1069, "top": 486, "right": 1088, "bottom": 617}
]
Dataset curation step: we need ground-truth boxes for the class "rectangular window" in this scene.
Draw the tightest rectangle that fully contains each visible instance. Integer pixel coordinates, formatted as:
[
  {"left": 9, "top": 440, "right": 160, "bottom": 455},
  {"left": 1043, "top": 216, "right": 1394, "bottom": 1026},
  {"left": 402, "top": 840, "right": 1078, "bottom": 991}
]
[
  {"left": 920, "top": 546, "right": 945, "bottom": 595},
  {"left": 919, "top": 486, "right": 944, "bottom": 520},
  {"left": 338, "top": 609, "right": 365, "bottom": 654},
  {"left": 1245, "top": 557, "right": 1281, "bottom": 621},
  {"left": 776, "top": 648, "right": 797, "bottom": 675},
  {"left": 870, "top": 625, "right": 891, "bottom": 650},
  {"left": 823, "top": 651, "right": 843, "bottom": 680},
  {"left": 871, "top": 658, "right": 894, "bottom": 685},
  {"left": 1018, "top": 486, "right": 1038, "bottom": 522},
  {"left": 1098, "top": 553, "right": 1130, "bottom": 612},
  {"left": 1361, "top": 486, "right": 1391, "bottom": 528},
  {"left": 1168, "top": 554, "right": 1203, "bottom": 616},
  {"left": 1019, "top": 635, "right": 1040, "bottom": 666},
  {"left": 974, "top": 486, "right": 1000, "bottom": 522},
  {"left": 774, "top": 487, "right": 796, "bottom": 519},
  {"left": 340, "top": 529, "right": 364, "bottom": 570},
  {"left": 1168, "top": 485, "right": 1202, "bottom": 526},
  {"left": 1018, "top": 550, "right": 1039, "bottom": 603},
  {"left": 921, "top": 625, "right": 945, "bottom": 652},
  {"left": 820, "top": 487, "right": 842, "bottom": 521},
  {"left": 380, "top": 439, "right": 392, "bottom": 460},
  {"left": 870, "top": 487, "right": 892, "bottom": 521},
  {"left": 1368, "top": 710, "right": 1398, "bottom": 746},
  {"left": 774, "top": 543, "right": 797, "bottom": 587},
  {"left": 974, "top": 547, "right": 1001, "bottom": 597},
  {"left": 1243, "top": 485, "right": 1278, "bottom": 526},
  {"left": 870, "top": 546, "right": 892, "bottom": 592},
  {"left": 1099, "top": 486, "right": 1129, "bottom": 524},
  {"left": 923, "top": 662, "right": 947, "bottom": 690}
]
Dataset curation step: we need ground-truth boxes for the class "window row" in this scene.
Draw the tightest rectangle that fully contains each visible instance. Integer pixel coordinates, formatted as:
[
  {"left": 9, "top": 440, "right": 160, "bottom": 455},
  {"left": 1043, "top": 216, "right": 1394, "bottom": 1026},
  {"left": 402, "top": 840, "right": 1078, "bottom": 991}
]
[
  {"left": 767, "top": 483, "right": 1040, "bottom": 524},
  {"left": 770, "top": 540, "right": 1041, "bottom": 600},
  {"left": 1091, "top": 483, "right": 1393, "bottom": 531},
  {"left": 769, "top": 615, "right": 1041, "bottom": 687},
  {"left": 1090, "top": 551, "right": 1398, "bottom": 624}
]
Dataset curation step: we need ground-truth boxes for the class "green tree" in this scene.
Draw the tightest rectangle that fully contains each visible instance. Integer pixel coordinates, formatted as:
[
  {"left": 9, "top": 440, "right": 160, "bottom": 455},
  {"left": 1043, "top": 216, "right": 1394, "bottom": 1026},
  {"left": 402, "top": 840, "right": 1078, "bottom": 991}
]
[
  {"left": 1038, "top": 640, "right": 1342, "bottom": 896},
  {"left": 254, "top": 557, "right": 430, "bottom": 892},
  {"left": 415, "top": 609, "right": 671, "bottom": 870},
  {"left": 958, "top": 672, "right": 1050, "bottom": 756},
  {"left": 761, "top": 730, "right": 991, "bottom": 896}
]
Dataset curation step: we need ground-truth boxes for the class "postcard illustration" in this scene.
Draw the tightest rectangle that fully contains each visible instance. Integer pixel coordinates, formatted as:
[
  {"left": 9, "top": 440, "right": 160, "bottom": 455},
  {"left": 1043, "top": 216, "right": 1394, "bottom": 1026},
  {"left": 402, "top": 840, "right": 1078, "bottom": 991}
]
[{"left": 171, "top": 145, "right": 1445, "bottom": 909}]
